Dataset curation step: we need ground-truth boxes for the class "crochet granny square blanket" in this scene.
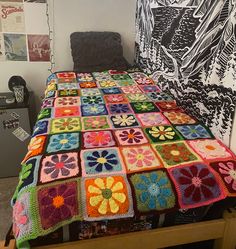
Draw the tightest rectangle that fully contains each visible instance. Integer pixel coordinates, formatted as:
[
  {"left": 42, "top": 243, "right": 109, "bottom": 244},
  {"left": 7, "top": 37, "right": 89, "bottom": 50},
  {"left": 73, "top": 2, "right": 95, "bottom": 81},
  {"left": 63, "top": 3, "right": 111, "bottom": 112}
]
[{"left": 12, "top": 70, "right": 236, "bottom": 248}]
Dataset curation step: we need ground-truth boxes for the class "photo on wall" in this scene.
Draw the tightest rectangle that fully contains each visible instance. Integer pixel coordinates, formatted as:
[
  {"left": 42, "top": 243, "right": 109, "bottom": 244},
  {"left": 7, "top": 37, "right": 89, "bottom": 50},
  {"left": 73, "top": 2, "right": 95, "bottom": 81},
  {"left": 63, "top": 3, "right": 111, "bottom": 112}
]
[
  {"left": 0, "top": 34, "right": 5, "bottom": 60},
  {"left": 4, "top": 33, "right": 27, "bottom": 61},
  {"left": 0, "top": 2, "right": 25, "bottom": 32},
  {"left": 27, "top": 34, "right": 50, "bottom": 61}
]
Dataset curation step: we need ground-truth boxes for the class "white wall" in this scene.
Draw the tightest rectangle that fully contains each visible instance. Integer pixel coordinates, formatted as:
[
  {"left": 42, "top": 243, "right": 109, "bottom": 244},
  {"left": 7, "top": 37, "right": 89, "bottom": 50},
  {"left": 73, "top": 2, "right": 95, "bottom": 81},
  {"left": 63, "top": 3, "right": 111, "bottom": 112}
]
[
  {"left": 53, "top": 0, "right": 136, "bottom": 71},
  {"left": 0, "top": 0, "right": 136, "bottom": 110},
  {"left": 0, "top": 0, "right": 235, "bottom": 154},
  {"left": 0, "top": 3, "right": 50, "bottom": 110}
]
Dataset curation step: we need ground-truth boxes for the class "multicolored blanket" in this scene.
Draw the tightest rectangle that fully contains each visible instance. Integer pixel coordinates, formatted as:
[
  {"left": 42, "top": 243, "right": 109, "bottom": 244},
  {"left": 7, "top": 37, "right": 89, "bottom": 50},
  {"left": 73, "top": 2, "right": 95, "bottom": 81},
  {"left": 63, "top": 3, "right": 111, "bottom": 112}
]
[{"left": 12, "top": 70, "right": 236, "bottom": 248}]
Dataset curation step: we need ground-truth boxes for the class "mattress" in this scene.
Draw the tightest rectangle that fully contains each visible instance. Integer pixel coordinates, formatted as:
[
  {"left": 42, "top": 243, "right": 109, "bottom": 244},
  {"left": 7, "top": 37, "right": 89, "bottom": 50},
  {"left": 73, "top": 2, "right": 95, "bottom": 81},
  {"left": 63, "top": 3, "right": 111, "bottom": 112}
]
[{"left": 12, "top": 70, "right": 236, "bottom": 248}]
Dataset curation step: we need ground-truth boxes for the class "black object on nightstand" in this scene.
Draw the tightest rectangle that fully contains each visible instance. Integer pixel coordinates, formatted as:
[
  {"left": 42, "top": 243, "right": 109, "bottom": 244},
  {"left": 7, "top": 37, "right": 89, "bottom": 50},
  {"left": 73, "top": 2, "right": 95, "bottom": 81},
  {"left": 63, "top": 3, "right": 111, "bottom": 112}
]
[{"left": 0, "top": 92, "right": 34, "bottom": 178}]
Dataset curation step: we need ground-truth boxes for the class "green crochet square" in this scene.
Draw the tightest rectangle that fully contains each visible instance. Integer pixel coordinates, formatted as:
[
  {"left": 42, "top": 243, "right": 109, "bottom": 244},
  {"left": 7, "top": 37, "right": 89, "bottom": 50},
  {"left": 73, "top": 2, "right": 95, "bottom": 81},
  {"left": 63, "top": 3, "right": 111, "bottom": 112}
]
[
  {"left": 129, "top": 170, "right": 176, "bottom": 213},
  {"left": 144, "top": 125, "right": 183, "bottom": 143},
  {"left": 131, "top": 102, "right": 159, "bottom": 113}
]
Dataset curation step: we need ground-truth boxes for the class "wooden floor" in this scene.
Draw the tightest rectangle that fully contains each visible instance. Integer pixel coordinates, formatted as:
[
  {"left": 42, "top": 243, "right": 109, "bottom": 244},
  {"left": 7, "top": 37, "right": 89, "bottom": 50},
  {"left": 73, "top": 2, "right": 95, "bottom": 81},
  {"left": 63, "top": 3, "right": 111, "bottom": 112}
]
[{"left": 1, "top": 208, "right": 236, "bottom": 249}]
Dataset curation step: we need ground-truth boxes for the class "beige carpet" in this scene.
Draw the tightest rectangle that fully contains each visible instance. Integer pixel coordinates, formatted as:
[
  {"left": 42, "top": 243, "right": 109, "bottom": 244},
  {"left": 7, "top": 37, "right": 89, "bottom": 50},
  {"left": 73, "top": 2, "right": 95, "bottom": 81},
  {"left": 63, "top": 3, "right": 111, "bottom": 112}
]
[{"left": 0, "top": 177, "right": 18, "bottom": 240}]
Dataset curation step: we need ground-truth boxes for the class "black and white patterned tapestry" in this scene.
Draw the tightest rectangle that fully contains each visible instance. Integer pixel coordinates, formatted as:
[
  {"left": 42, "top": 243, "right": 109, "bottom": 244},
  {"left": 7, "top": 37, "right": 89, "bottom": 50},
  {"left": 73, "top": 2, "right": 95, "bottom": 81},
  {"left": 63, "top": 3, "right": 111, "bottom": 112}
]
[{"left": 136, "top": 0, "right": 236, "bottom": 146}]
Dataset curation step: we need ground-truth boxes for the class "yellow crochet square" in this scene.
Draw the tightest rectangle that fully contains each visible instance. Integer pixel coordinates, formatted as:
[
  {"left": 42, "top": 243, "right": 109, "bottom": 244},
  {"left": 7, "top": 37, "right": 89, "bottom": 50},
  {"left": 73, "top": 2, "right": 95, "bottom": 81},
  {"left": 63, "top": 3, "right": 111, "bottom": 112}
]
[{"left": 50, "top": 117, "right": 81, "bottom": 134}]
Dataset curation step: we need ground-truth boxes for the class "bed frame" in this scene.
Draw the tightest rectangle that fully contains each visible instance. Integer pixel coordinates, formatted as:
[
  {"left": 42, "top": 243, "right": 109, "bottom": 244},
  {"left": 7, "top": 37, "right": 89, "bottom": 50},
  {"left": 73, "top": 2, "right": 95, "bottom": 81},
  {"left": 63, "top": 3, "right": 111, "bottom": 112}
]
[{"left": 1, "top": 208, "right": 236, "bottom": 249}]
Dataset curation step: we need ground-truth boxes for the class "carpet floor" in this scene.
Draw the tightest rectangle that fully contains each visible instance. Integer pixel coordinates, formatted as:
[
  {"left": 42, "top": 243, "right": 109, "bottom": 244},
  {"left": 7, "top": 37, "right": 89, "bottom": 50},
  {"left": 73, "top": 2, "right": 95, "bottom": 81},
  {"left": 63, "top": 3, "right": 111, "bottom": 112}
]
[{"left": 0, "top": 177, "right": 18, "bottom": 240}]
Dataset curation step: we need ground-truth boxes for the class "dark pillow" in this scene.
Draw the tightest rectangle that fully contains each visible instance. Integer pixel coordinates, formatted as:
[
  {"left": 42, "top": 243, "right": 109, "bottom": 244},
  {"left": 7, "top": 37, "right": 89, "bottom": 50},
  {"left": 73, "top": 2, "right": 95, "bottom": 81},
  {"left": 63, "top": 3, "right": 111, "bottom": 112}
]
[{"left": 70, "top": 32, "right": 129, "bottom": 72}]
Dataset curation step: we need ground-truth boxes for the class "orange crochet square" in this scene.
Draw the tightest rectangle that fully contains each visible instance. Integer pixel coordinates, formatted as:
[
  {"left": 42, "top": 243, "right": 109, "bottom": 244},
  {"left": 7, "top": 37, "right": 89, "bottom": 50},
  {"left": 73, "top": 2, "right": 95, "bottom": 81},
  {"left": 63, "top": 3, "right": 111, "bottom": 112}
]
[
  {"left": 22, "top": 136, "right": 46, "bottom": 163},
  {"left": 84, "top": 175, "right": 131, "bottom": 219},
  {"left": 79, "top": 82, "right": 97, "bottom": 88},
  {"left": 55, "top": 106, "right": 80, "bottom": 118}
]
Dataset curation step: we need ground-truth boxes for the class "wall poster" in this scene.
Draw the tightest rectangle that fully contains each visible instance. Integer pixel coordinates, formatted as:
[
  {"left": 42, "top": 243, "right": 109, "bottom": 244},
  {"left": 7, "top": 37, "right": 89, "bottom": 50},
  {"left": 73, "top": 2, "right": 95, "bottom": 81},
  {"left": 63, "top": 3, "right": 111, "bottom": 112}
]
[
  {"left": 28, "top": 34, "right": 50, "bottom": 61},
  {"left": 0, "top": 2, "right": 25, "bottom": 32},
  {"left": 0, "top": 33, "right": 5, "bottom": 60},
  {"left": 4, "top": 33, "right": 27, "bottom": 61},
  {"left": 136, "top": 0, "right": 236, "bottom": 145}
]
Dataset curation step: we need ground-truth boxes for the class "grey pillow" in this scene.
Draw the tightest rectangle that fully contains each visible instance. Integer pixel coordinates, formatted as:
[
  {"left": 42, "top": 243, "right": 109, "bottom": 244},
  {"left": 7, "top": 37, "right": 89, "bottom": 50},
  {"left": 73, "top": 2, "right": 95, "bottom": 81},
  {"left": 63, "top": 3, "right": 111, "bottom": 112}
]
[{"left": 70, "top": 32, "right": 129, "bottom": 72}]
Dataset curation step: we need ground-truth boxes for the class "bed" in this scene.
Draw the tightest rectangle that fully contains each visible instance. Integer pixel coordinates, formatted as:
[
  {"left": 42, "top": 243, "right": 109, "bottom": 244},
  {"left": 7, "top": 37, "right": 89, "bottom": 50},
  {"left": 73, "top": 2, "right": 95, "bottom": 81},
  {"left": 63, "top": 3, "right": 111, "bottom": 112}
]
[{"left": 8, "top": 69, "right": 236, "bottom": 249}]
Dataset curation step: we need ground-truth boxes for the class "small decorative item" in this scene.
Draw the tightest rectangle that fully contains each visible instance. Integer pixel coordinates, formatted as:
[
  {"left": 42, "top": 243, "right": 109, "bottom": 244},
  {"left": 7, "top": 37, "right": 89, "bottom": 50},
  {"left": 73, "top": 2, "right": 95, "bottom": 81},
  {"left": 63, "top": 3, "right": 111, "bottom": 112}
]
[
  {"left": 8, "top": 76, "right": 29, "bottom": 103},
  {"left": 13, "top": 85, "right": 25, "bottom": 103}
]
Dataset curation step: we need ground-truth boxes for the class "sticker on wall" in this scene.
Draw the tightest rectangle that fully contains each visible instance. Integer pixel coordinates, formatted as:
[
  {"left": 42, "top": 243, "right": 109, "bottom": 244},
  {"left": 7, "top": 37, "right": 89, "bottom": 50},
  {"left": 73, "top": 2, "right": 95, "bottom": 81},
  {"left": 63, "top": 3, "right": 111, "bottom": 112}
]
[
  {"left": 12, "top": 127, "right": 30, "bottom": 141},
  {"left": 4, "top": 33, "right": 27, "bottom": 61},
  {"left": 27, "top": 34, "right": 50, "bottom": 61},
  {"left": 0, "top": 3, "right": 25, "bottom": 32}
]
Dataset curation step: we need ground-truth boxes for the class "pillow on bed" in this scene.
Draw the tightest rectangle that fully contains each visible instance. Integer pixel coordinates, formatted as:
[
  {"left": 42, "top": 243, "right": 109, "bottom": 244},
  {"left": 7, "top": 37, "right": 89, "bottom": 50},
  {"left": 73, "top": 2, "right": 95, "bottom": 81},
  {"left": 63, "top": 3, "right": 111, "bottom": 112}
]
[{"left": 70, "top": 32, "right": 129, "bottom": 72}]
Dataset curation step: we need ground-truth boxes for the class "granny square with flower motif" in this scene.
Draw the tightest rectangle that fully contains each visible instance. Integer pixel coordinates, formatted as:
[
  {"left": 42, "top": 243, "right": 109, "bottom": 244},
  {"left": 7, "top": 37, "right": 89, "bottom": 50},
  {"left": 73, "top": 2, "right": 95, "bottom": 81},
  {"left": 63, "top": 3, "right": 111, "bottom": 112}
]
[
  {"left": 175, "top": 124, "right": 214, "bottom": 140},
  {"left": 54, "top": 97, "right": 80, "bottom": 107},
  {"left": 188, "top": 139, "right": 233, "bottom": 161},
  {"left": 81, "top": 116, "right": 111, "bottom": 131},
  {"left": 22, "top": 136, "right": 46, "bottom": 163},
  {"left": 209, "top": 160, "right": 236, "bottom": 196},
  {"left": 120, "top": 86, "right": 142, "bottom": 94},
  {"left": 13, "top": 190, "right": 33, "bottom": 240},
  {"left": 12, "top": 70, "right": 236, "bottom": 248},
  {"left": 82, "top": 130, "right": 116, "bottom": 149},
  {"left": 79, "top": 82, "right": 98, "bottom": 89},
  {"left": 120, "top": 145, "right": 162, "bottom": 173},
  {"left": 58, "top": 89, "right": 79, "bottom": 97},
  {"left": 144, "top": 125, "right": 182, "bottom": 143},
  {"left": 57, "top": 83, "right": 78, "bottom": 90},
  {"left": 114, "top": 128, "right": 149, "bottom": 146},
  {"left": 81, "top": 175, "right": 134, "bottom": 220},
  {"left": 32, "top": 120, "right": 49, "bottom": 137},
  {"left": 155, "top": 101, "right": 181, "bottom": 112},
  {"left": 39, "top": 153, "right": 79, "bottom": 183},
  {"left": 55, "top": 106, "right": 80, "bottom": 118},
  {"left": 103, "top": 94, "right": 128, "bottom": 104},
  {"left": 111, "top": 74, "right": 131, "bottom": 81},
  {"left": 107, "top": 103, "right": 133, "bottom": 115},
  {"left": 80, "top": 88, "right": 102, "bottom": 97},
  {"left": 41, "top": 98, "right": 54, "bottom": 109},
  {"left": 164, "top": 111, "right": 196, "bottom": 125},
  {"left": 46, "top": 133, "right": 80, "bottom": 153},
  {"left": 153, "top": 141, "right": 201, "bottom": 168},
  {"left": 117, "top": 79, "right": 135, "bottom": 87},
  {"left": 81, "top": 104, "right": 108, "bottom": 117},
  {"left": 81, "top": 148, "right": 125, "bottom": 176},
  {"left": 81, "top": 96, "right": 104, "bottom": 105},
  {"left": 77, "top": 73, "right": 94, "bottom": 82},
  {"left": 168, "top": 163, "right": 226, "bottom": 209},
  {"left": 131, "top": 102, "right": 160, "bottom": 113},
  {"left": 128, "top": 170, "right": 177, "bottom": 213},
  {"left": 136, "top": 112, "right": 170, "bottom": 126},
  {"left": 100, "top": 87, "right": 122, "bottom": 95},
  {"left": 139, "top": 85, "right": 161, "bottom": 93},
  {"left": 37, "top": 108, "right": 53, "bottom": 121},
  {"left": 37, "top": 181, "right": 80, "bottom": 230},
  {"left": 110, "top": 114, "right": 140, "bottom": 129},
  {"left": 50, "top": 117, "right": 81, "bottom": 134}
]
